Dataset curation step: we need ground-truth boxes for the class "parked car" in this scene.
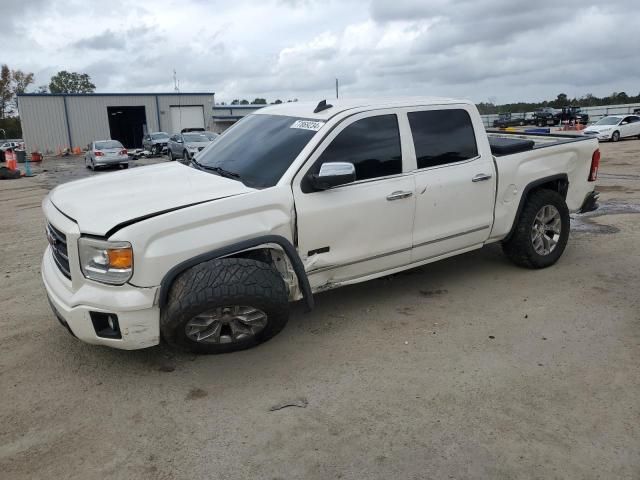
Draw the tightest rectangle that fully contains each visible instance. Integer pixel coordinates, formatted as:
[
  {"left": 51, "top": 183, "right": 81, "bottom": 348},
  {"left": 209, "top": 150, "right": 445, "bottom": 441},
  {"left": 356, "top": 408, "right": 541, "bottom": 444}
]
[
  {"left": 560, "top": 106, "right": 589, "bottom": 125},
  {"left": 142, "top": 132, "right": 170, "bottom": 155},
  {"left": 492, "top": 112, "right": 527, "bottom": 128},
  {"left": 583, "top": 115, "right": 640, "bottom": 142},
  {"left": 42, "top": 97, "right": 600, "bottom": 353},
  {"left": 84, "top": 140, "right": 129, "bottom": 170},
  {"left": 167, "top": 132, "right": 214, "bottom": 162},
  {"left": 533, "top": 107, "right": 561, "bottom": 126},
  {"left": 202, "top": 131, "right": 219, "bottom": 141}
]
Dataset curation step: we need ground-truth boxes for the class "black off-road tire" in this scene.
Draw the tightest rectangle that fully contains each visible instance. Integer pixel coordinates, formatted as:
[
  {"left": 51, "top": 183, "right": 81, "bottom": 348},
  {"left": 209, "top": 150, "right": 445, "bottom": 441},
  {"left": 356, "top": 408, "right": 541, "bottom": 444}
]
[
  {"left": 160, "top": 258, "right": 289, "bottom": 354},
  {"left": 611, "top": 131, "right": 620, "bottom": 142},
  {"left": 502, "top": 189, "right": 570, "bottom": 269}
]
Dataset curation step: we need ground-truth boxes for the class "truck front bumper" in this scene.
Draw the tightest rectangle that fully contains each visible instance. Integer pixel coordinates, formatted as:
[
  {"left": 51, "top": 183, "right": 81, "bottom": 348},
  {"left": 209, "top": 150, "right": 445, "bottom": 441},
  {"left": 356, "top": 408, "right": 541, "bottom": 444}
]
[{"left": 42, "top": 247, "right": 161, "bottom": 350}]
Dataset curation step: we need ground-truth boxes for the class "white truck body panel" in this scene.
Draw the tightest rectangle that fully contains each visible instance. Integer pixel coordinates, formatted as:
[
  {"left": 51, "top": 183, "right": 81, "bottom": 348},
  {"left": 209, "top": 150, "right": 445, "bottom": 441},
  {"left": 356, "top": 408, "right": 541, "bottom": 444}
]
[{"left": 41, "top": 97, "right": 599, "bottom": 349}]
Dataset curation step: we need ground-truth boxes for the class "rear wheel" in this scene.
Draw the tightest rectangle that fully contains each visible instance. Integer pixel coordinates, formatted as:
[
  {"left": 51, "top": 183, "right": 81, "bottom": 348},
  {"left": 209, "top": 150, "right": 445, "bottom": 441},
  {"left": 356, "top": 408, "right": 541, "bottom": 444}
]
[
  {"left": 161, "top": 258, "right": 289, "bottom": 354},
  {"left": 183, "top": 150, "right": 189, "bottom": 163},
  {"left": 168, "top": 149, "right": 174, "bottom": 161},
  {"left": 611, "top": 131, "right": 620, "bottom": 142},
  {"left": 502, "top": 189, "right": 570, "bottom": 269}
]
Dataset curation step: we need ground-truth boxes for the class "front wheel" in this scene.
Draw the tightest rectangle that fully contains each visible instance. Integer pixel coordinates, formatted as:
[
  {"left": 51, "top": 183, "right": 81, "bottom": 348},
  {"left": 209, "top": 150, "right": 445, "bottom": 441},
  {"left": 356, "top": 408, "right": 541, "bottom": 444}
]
[
  {"left": 502, "top": 189, "right": 570, "bottom": 269},
  {"left": 168, "top": 149, "right": 174, "bottom": 161},
  {"left": 611, "top": 131, "right": 620, "bottom": 142},
  {"left": 183, "top": 150, "right": 190, "bottom": 163},
  {"left": 160, "top": 258, "right": 289, "bottom": 354}
]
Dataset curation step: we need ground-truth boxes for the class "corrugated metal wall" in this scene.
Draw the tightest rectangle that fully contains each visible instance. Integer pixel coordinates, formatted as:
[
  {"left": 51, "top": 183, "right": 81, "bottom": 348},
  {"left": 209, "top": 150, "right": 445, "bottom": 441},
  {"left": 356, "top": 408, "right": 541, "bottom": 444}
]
[
  {"left": 18, "top": 96, "right": 69, "bottom": 154},
  {"left": 157, "top": 94, "right": 213, "bottom": 132},
  {"left": 65, "top": 95, "right": 158, "bottom": 150},
  {"left": 18, "top": 93, "right": 213, "bottom": 153}
]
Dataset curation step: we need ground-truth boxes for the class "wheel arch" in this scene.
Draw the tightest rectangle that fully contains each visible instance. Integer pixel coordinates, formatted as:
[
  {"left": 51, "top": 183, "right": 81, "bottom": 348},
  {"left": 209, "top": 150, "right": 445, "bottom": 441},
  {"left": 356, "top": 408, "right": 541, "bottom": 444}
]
[
  {"left": 504, "top": 174, "right": 569, "bottom": 242},
  {"left": 158, "top": 234, "right": 314, "bottom": 311}
]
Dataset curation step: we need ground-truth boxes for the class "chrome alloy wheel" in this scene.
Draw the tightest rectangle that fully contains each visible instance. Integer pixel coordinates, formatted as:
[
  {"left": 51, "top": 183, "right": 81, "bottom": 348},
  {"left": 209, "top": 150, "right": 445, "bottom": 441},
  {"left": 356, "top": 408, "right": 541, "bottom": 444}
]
[
  {"left": 531, "top": 205, "right": 561, "bottom": 255},
  {"left": 185, "top": 306, "right": 268, "bottom": 344}
]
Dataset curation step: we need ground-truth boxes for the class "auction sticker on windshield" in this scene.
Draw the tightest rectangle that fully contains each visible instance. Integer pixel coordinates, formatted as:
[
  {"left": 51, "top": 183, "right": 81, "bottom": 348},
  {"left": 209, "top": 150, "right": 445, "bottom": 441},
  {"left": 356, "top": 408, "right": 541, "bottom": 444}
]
[{"left": 290, "top": 120, "right": 325, "bottom": 131}]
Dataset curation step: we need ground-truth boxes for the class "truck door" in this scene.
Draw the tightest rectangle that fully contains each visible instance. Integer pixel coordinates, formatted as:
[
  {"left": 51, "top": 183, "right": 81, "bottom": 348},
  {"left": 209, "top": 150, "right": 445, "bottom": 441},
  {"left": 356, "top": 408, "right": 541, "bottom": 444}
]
[
  {"left": 405, "top": 107, "right": 496, "bottom": 262},
  {"left": 292, "top": 111, "right": 415, "bottom": 288}
]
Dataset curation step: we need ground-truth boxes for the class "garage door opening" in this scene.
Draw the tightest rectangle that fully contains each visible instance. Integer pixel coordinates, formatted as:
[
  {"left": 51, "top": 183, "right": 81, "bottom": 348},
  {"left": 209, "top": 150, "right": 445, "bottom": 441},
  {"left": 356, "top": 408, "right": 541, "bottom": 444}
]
[
  {"left": 170, "top": 105, "right": 205, "bottom": 133},
  {"left": 107, "top": 106, "right": 147, "bottom": 148}
]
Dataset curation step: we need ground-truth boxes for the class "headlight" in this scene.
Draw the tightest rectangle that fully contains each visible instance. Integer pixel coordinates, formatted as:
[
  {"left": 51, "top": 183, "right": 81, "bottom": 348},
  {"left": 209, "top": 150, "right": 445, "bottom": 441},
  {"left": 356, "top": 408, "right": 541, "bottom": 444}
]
[{"left": 78, "top": 238, "right": 133, "bottom": 285}]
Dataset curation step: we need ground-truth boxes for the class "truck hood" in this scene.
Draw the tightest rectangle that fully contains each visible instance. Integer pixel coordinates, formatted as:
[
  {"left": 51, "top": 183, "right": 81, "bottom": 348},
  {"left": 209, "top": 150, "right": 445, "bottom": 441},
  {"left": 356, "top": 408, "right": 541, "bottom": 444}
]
[{"left": 49, "top": 162, "right": 254, "bottom": 236}]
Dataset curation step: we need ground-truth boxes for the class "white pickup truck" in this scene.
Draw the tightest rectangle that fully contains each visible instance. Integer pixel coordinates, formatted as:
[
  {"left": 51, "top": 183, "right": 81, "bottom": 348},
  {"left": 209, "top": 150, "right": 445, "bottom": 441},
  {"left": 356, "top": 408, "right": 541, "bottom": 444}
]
[{"left": 42, "top": 97, "right": 600, "bottom": 354}]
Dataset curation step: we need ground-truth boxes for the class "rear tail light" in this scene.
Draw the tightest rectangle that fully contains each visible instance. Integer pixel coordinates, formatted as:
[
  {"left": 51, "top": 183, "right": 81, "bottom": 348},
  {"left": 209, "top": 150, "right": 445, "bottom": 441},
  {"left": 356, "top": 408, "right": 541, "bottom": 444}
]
[
  {"left": 589, "top": 149, "right": 600, "bottom": 182},
  {"left": 120, "top": 149, "right": 127, "bottom": 155},
  {"left": 95, "top": 151, "right": 104, "bottom": 157}
]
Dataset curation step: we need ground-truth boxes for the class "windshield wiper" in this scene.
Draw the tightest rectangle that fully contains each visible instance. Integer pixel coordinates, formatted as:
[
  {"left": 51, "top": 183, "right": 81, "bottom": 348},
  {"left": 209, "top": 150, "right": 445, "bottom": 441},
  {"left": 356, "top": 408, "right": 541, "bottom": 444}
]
[{"left": 190, "top": 159, "right": 241, "bottom": 180}]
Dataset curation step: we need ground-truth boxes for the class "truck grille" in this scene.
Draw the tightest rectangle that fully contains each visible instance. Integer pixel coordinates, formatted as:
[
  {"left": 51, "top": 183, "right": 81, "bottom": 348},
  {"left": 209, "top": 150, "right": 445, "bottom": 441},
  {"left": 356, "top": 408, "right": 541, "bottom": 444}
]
[{"left": 46, "top": 223, "right": 71, "bottom": 279}]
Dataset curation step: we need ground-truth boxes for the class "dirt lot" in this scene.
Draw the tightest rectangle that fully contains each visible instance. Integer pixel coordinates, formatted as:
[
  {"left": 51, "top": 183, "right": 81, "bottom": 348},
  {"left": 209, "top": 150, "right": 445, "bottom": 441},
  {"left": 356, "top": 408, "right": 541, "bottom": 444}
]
[{"left": 1, "top": 144, "right": 639, "bottom": 479}]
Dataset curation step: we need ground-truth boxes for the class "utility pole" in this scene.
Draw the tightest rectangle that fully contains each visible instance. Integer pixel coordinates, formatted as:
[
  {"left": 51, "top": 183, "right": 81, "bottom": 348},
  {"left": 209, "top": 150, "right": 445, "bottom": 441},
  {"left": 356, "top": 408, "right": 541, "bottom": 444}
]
[{"left": 336, "top": 78, "right": 339, "bottom": 99}]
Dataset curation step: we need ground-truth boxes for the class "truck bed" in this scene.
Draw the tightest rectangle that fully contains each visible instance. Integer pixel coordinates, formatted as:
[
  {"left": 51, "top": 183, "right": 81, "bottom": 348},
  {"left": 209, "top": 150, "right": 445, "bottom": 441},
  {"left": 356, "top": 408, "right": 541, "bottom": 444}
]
[
  {"left": 486, "top": 130, "right": 590, "bottom": 156},
  {"left": 486, "top": 129, "right": 598, "bottom": 242}
]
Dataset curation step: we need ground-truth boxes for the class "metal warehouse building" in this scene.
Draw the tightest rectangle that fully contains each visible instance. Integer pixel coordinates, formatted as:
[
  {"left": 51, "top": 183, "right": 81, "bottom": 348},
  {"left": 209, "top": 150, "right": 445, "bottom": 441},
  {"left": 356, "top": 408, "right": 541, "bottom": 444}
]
[{"left": 17, "top": 92, "right": 214, "bottom": 153}]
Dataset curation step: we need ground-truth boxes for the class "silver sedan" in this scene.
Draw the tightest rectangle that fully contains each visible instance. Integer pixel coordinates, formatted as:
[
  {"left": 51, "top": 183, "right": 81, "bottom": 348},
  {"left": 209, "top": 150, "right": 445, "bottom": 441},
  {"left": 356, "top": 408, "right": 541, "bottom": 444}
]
[{"left": 85, "top": 140, "right": 129, "bottom": 170}]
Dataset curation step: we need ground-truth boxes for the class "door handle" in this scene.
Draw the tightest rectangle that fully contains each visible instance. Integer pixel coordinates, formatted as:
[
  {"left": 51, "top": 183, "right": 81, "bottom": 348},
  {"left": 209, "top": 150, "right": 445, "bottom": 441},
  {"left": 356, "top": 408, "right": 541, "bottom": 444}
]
[
  {"left": 386, "top": 190, "right": 413, "bottom": 201},
  {"left": 472, "top": 173, "right": 492, "bottom": 182}
]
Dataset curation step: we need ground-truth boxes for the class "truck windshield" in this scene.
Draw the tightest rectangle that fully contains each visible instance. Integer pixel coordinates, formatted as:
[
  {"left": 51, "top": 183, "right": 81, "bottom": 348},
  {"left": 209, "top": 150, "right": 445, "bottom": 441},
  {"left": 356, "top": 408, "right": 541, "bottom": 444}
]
[{"left": 195, "top": 114, "right": 321, "bottom": 188}]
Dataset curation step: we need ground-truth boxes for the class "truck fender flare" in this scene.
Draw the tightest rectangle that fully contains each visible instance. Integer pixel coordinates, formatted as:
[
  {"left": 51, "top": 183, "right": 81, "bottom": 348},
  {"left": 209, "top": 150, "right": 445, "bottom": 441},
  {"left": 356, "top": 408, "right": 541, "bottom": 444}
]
[
  {"left": 158, "top": 235, "right": 314, "bottom": 311},
  {"left": 504, "top": 173, "right": 569, "bottom": 242}
]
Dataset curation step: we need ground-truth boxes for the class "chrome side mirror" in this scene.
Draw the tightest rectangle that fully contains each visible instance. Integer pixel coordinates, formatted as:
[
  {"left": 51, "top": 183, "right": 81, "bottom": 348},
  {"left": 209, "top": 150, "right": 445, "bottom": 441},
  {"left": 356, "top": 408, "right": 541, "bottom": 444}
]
[{"left": 310, "top": 162, "right": 356, "bottom": 190}]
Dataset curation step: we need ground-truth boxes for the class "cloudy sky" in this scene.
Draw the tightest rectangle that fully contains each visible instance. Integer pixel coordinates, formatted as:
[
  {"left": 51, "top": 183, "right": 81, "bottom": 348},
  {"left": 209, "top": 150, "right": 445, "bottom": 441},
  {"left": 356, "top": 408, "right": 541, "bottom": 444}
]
[{"left": 4, "top": 0, "right": 639, "bottom": 104}]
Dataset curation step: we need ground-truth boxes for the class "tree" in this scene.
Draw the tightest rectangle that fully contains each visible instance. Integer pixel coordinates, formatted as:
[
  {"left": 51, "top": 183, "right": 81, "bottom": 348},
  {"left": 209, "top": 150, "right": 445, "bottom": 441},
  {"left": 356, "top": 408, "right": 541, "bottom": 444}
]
[
  {"left": 0, "top": 64, "right": 35, "bottom": 118},
  {"left": 239, "top": 99, "right": 249, "bottom": 105},
  {"left": 49, "top": 70, "right": 96, "bottom": 94},
  {"left": 35, "top": 85, "right": 48, "bottom": 93},
  {"left": 251, "top": 98, "right": 267, "bottom": 104},
  {"left": 274, "top": 99, "right": 283, "bottom": 104},
  {"left": 231, "top": 99, "right": 240, "bottom": 105},
  {"left": 0, "top": 65, "right": 11, "bottom": 118},
  {"left": 12, "top": 70, "right": 34, "bottom": 96}
]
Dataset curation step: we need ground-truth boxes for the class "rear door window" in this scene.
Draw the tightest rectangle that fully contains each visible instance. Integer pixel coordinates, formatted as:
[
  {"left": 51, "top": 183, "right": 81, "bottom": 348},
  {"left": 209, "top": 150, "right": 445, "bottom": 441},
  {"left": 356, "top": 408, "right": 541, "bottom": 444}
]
[
  {"left": 408, "top": 109, "right": 478, "bottom": 169},
  {"left": 315, "top": 114, "right": 402, "bottom": 182}
]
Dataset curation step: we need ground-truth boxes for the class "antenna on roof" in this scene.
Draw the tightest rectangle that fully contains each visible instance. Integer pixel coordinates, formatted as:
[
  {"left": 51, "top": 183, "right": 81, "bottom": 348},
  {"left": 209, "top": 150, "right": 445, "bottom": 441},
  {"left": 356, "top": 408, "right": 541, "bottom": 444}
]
[{"left": 314, "top": 99, "right": 333, "bottom": 114}]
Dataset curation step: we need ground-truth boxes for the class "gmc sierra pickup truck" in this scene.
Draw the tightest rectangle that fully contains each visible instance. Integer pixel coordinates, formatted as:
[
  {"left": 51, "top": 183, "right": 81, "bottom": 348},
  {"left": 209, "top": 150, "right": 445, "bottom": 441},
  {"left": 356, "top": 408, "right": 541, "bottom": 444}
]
[{"left": 42, "top": 97, "right": 600, "bottom": 354}]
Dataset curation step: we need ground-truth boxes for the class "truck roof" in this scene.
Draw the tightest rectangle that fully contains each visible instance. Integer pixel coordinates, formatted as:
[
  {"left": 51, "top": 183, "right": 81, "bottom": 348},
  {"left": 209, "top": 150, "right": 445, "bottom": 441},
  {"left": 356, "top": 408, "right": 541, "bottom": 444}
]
[{"left": 253, "top": 96, "right": 472, "bottom": 120}]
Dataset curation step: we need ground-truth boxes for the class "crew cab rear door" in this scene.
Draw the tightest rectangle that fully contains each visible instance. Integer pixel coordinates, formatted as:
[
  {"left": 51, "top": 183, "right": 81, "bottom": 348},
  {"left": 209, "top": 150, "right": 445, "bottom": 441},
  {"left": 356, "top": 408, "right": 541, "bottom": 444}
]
[
  {"left": 403, "top": 106, "right": 496, "bottom": 262},
  {"left": 292, "top": 111, "right": 415, "bottom": 287}
]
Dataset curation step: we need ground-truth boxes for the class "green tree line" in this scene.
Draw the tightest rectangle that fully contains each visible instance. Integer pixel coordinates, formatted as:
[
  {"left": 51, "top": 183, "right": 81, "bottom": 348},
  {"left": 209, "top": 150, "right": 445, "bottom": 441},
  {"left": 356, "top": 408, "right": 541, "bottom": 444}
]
[{"left": 477, "top": 92, "right": 640, "bottom": 115}]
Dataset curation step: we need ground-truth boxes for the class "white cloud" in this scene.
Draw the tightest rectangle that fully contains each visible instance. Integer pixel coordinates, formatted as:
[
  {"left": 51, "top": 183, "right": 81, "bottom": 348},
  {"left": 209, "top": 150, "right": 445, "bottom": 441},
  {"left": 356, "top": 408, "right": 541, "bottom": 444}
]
[{"left": 3, "top": 0, "right": 639, "bottom": 103}]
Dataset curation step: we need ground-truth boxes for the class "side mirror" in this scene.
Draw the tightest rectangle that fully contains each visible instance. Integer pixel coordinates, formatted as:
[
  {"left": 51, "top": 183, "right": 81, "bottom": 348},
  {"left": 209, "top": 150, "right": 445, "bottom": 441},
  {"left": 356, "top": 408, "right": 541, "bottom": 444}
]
[
  {"left": 310, "top": 162, "right": 356, "bottom": 190},
  {"left": 621, "top": 121, "right": 628, "bottom": 125},
  {"left": 177, "top": 138, "right": 184, "bottom": 143}
]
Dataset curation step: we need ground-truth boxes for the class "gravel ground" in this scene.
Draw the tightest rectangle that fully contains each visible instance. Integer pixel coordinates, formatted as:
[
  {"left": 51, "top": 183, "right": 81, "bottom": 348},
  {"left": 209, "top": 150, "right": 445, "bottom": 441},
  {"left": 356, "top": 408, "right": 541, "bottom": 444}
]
[{"left": 0, "top": 144, "right": 639, "bottom": 479}]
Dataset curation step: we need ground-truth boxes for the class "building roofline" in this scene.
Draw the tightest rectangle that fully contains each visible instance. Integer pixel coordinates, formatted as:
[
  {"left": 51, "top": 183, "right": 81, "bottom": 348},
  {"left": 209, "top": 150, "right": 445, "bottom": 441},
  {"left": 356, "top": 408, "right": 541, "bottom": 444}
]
[
  {"left": 213, "top": 104, "right": 267, "bottom": 109},
  {"left": 18, "top": 92, "right": 214, "bottom": 97}
]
